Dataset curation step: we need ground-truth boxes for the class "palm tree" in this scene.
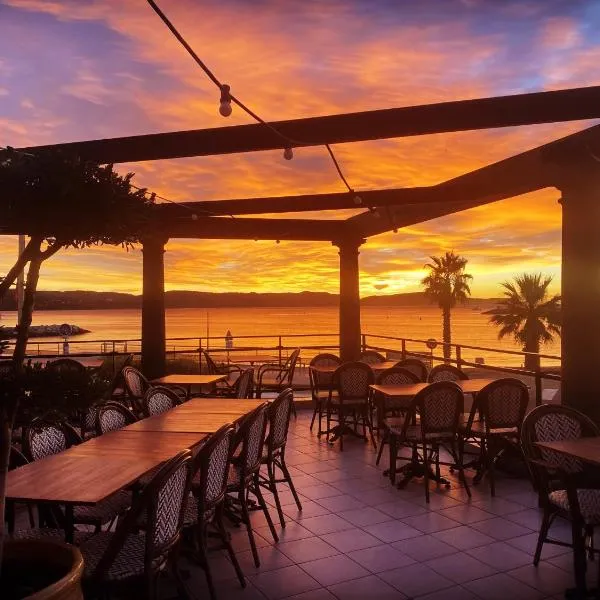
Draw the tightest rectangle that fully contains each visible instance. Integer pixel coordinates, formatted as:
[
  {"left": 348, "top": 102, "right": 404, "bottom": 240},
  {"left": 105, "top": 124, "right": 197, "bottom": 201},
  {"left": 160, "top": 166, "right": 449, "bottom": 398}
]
[
  {"left": 421, "top": 252, "right": 472, "bottom": 360},
  {"left": 485, "top": 273, "right": 561, "bottom": 371}
]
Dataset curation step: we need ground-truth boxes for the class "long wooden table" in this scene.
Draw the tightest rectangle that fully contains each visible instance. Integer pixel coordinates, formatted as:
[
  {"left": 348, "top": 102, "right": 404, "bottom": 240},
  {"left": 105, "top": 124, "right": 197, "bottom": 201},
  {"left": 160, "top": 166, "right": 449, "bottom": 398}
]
[
  {"left": 310, "top": 360, "right": 399, "bottom": 375},
  {"left": 369, "top": 378, "right": 497, "bottom": 398},
  {"left": 151, "top": 373, "right": 228, "bottom": 397},
  {"left": 6, "top": 395, "right": 261, "bottom": 541}
]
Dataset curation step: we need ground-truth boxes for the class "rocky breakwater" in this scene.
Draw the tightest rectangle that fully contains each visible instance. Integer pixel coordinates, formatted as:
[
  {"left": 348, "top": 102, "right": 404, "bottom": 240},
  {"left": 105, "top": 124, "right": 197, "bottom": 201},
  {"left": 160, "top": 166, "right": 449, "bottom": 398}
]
[{"left": 1, "top": 324, "right": 90, "bottom": 338}]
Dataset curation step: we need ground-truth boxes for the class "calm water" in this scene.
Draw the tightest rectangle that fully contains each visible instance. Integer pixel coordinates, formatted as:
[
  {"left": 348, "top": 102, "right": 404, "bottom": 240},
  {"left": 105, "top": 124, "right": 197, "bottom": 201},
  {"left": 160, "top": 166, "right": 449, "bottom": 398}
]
[{"left": 1, "top": 306, "right": 561, "bottom": 368}]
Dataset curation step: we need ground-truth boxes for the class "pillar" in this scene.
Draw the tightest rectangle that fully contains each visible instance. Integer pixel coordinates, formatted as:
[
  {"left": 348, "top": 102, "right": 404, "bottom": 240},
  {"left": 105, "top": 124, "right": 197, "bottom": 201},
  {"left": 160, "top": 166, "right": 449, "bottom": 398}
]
[
  {"left": 560, "top": 173, "right": 600, "bottom": 422},
  {"left": 334, "top": 238, "right": 365, "bottom": 362},
  {"left": 141, "top": 235, "right": 168, "bottom": 379}
]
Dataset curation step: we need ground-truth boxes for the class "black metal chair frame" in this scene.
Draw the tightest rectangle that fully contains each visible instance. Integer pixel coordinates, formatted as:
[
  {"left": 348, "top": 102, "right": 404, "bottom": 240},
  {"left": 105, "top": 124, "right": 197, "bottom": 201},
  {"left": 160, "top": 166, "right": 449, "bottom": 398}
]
[
  {"left": 428, "top": 364, "right": 469, "bottom": 383},
  {"left": 141, "top": 385, "right": 182, "bottom": 418},
  {"left": 394, "top": 358, "right": 429, "bottom": 382},
  {"left": 97, "top": 401, "right": 138, "bottom": 435},
  {"left": 308, "top": 353, "right": 341, "bottom": 436},
  {"left": 359, "top": 350, "right": 386, "bottom": 364},
  {"left": 255, "top": 348, "right": 301, "bottom": 401}
]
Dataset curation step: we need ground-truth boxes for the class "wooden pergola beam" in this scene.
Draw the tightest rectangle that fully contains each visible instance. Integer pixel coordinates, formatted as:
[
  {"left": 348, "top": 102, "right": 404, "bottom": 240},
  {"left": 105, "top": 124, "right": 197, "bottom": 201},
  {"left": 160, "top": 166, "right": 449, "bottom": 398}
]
[{"left": 15, "top": 86, "right": 600, "bottom": 164}]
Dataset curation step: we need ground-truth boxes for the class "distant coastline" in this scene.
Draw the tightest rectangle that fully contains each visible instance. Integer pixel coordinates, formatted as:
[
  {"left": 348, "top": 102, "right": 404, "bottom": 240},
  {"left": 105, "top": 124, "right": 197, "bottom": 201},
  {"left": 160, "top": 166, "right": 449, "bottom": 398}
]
[{"left": 0, "top": 290, "right": 501, "bottom": 311}]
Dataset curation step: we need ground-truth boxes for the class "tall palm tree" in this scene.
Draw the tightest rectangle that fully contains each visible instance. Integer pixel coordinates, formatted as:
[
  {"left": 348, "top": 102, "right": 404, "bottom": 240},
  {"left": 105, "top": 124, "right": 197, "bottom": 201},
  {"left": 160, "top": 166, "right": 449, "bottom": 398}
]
[
  {"left": 421, "top": 252, "right": 472, "bottom": 360},
  {"left": 485, "top": 273, "right": 561, "bottom": 371}
]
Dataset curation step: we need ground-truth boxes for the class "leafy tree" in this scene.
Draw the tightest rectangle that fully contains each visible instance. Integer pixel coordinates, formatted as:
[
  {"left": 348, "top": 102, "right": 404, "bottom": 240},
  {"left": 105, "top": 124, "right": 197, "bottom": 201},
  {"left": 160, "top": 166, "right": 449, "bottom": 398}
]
[
  {"left": 0, "top": 148, "right": 154, "bottom": 568},
  {"left": 421, "top": 251, "right": 472, "bottom": 361},
  {"left": 485, "top": 273, "right": 561, "bottom": 371}
]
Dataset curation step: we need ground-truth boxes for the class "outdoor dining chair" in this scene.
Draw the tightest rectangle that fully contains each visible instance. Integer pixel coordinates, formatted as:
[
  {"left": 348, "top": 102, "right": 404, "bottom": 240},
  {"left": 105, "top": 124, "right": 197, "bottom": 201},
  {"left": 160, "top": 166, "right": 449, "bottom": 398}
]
[
  {"left": 141, "top": 385, "right": 182, "bottom": 417},
  {"left": 428, "top": 364, "right": 469, "bottom": 383},
  {"left": 309, "top": 353, "right": 341, "bottom": 435},
  {"left": 328, "top": 361, "right": 376, "bottom": 451},
  {"left": 80, "top": 450, "right": 194, "bottom": 599},
  {"left": 121, "top": 365, "right": 152, "bottom": 414},
  {"left": 201, "top": 349, "right": 243, "bottom": 389},
  {"left": 521, "top": 404, "right": 600, "bottom": 567},
  {"left": 255, "top": 348, "right": 301, "bottom": 401},
  {"left": 384, "top": 381, "right": 471, "bottom": 502},
  {"left": 394, "top": 358, "right": 429, "bottom": 382},
  {"left": 225, "top": 403, "right": 279, "bottom": 567},
  {"left": 359, "top": 350, "right": 386, "bottom": 364},
  {"left": 184, "top": 424, "right": 245, "bottom": 600},
  {"left": 260, "top": 388, "right": 302, "bottom": 528},
  {"left": 97, "top": 401, "right": 137, "bottom": 435},
  {"left": 461, "top": 377, "right": 529, "bottom": 496}
]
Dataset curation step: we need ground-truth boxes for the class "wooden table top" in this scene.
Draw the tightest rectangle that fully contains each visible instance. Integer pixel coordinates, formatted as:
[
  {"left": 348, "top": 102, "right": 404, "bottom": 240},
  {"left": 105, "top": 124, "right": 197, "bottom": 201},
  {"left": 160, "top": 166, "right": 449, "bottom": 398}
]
[
  {"left": 370, "top": 378, "right": 497, "bottom": 397},
  {"left": 6, "top": 452, "right": 160, "bottom": 505},
  {"left": 310, "top": 360, "right": 399, "bottom": 374},
  {"left": 152, "top": 374, "right": 227, "bottom": 386},
  {"left": 67, "top": 430, "right": 208, "bottom": 459},
  {"left": 536, "top": 437, "right": 600, "bottom": 468},
  {"left": 124, "top": 414, "right": 240, "bottom": 434},
  {"left": 178, "top": 397, "right": 264, "bottom": 413}
]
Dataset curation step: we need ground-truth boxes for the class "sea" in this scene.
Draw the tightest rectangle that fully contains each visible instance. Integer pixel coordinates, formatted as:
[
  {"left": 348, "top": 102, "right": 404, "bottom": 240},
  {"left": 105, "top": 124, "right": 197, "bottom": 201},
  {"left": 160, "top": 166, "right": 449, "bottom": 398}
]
[{"left": 0, "top": 306, "right": 561, "bottom": 368}]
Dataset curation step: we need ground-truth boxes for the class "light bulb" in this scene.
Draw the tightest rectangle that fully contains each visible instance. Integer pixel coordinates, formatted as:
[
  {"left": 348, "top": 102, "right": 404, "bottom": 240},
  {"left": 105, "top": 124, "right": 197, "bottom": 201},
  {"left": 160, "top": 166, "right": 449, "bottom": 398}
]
[
  {"left": 353, "top": 195, "right": 362, "bottom": 205},
  {"left": 283, "top": 147, "right": 293, "bottom": 160},
  {"left": 219, "top": 84, "right": 232, "bottom": 117}
]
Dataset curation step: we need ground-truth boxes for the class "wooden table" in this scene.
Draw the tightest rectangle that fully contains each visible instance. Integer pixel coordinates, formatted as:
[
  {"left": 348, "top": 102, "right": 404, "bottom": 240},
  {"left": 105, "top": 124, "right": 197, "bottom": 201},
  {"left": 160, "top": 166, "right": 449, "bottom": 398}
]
[
  {"left": 369, "top": 378, "right": 497, "bottom": 398},
  {"left": 310, "top": 360, "right": 399, "bottom": 376},
  {"left": 152, "top": 373, "right": 228, "bottom": 397}
]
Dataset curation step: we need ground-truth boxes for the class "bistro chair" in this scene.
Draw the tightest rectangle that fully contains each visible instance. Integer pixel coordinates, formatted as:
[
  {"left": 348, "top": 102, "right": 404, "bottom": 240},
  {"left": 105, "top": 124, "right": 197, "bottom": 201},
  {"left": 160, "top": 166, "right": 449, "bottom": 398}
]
[
  {"left": 97, "top": 401, "right": 137, "bottom": 435},
  {"left": 328, "top": 362, "right": 376, "bottom": 451},
  {"left": 201, "top": 349, "right": 242, "bottom": 389},
  {"left": 46, "top": 358, "right": 87, "bottom": 375},
  {"left": 141, "top": 386, "right": 181, "bottom": 418},
  {"left": 184, "top": 424, "right": 245, "bottom": 599},
  {"left": 373, "top": 367, "right": 420, "bottom": 466},
  {"left": 385, "top": 381, "right": 470, "bottom": 502},
  {"left": 359, "top": 350, "right": 386, "bottom": 365},
  {"left": 121, "top": 366, "right": 153, "bottom": 414},
  {"left": 308, "top": 353, "right": 341, "bottom": 435},
  {"left": 428, "top": 364, "right": 469, "bottom": 383},
  {"left": 394, "top": 358, "right": 428, "bottom": 382},
  {"left": 255, "top": 348, "right": 301, "bottom": 400},
  {"left": 23, "top": 420, "right": 131, "bottom": 534},
  {"left": 220, "top": 367, "right": 254, "bottom": 399},
  {"left": 226, "top": 403, "right": 278, "bottom": 568},
  {"left": 521, "top": 404, "right": 600, "bottom": 566},
  {"left": 107, "top": 354, "right": 135, "bottom": 401},
  {"left": 462, "top": 377, "right": 529, "bottom": 496},
  {"left": 260, "top": 389, "right": 302, "bottom": 528},
  {"left": 81, "top": 404, "right": 100, "bottom": 440},
  {"left": 80, "top": 450, "right": 194, "bottom": 599}
]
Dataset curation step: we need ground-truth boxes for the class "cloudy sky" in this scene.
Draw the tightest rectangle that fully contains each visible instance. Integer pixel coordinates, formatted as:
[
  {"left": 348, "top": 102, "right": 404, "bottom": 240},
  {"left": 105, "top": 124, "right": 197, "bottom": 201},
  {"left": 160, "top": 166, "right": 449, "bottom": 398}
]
[{"left": 1, "top": 0, "right": 599, "bottom": 296}]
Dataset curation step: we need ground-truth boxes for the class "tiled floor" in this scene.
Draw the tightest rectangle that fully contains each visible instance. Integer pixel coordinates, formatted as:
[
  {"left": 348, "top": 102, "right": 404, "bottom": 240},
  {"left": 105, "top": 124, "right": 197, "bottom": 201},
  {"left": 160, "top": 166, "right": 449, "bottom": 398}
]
[{"left": 178, "top": 410, "right": 586, "bottom": 599}]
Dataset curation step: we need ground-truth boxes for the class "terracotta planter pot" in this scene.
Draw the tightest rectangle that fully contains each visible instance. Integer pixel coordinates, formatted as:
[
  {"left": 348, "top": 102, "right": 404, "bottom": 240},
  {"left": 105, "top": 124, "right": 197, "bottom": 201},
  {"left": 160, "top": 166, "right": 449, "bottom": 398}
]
[{"left": 2, "top": 538, "right": 83, "bottom": 600}]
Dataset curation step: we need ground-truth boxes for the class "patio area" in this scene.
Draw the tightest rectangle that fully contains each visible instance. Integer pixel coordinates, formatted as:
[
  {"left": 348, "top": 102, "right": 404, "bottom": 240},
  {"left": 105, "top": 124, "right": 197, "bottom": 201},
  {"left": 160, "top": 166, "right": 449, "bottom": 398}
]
[{"left": 169, "top": 408, "right": 581, "bottom": 600}]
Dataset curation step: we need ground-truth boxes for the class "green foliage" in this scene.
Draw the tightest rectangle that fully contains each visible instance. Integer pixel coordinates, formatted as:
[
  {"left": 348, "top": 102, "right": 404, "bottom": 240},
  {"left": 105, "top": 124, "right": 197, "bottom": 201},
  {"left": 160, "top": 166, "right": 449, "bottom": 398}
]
[
  {"left": 485, "top": 273, "right": 561, "bottom": 348},
  {"left": 421, "top": 251, "right": 472, "bottom": 310},
  {"left": 0, "top": 149, "right": 154, "bottom": 248}
]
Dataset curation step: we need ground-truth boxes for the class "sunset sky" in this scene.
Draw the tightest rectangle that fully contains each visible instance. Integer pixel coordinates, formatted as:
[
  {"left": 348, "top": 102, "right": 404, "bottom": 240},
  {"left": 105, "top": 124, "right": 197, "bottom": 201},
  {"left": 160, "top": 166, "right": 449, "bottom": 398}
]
[{"left": 2, "top": 0, "right": 599, "bottom": 297}]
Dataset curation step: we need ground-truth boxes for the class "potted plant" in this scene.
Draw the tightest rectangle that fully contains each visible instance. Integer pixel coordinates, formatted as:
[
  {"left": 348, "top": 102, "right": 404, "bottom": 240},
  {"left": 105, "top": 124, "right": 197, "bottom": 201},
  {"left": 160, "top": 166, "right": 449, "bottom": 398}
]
[{"left": 0, "top": 148, "right": 153, "bottom": 597}]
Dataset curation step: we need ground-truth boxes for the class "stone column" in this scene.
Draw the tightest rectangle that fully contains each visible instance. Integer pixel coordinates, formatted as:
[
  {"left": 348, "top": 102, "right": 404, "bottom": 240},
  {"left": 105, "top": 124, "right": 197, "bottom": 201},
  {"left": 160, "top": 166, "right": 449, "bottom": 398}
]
[
  {"left": 141, "top": 235, "right": 168, "bottom": 379},
  {"left": 334, "top": 238, "right": 365, "bottom": 362}
]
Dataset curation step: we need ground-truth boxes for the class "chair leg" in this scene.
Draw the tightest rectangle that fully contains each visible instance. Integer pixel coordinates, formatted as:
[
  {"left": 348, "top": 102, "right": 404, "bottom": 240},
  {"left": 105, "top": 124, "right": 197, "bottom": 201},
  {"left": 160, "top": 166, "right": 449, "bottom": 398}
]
[
  {"left": 239, "top": 489, "right": 261, "bottom": 568},
  {"left": 488, "top": 439, "right": 496, "bottom": 497},
  {"left": 376, "top": 430, "right": 387, "bottom": 466},
  {"left": 423, "top": 443, "right": 430, "bottom": 504},
  {"left": 534, "top": 506, "right": 552, "bottom": 566},
  {"left": 199, "top": 522, "right": 217, "bottom": 600},
  {"left": 253, "top": 473, "right": 279, "bottom": 543},
  {"left": 310, "top": 400, "right": 318, "bottom": 431},
  {"left": 389, "top": 434, "right": 397, "bottom": 485},
  {"left": 280, "top": 457, "right": 302, "bottom": 511},
  {"left": 216, "top": 504, "right": 246, "bottom": 589},
  {"left": 455, "top": 438, "right": 471, "bottom": 498},
  {"left": 267, "top": 461, "right": 286, "bottom": 528}
]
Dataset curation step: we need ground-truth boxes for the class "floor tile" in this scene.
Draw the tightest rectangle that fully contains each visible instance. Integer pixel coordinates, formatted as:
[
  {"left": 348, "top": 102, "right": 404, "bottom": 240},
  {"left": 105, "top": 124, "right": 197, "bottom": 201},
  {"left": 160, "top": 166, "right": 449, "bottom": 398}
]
[
  {"left": 301, "top": 483, "right": 343, "bottom": 500},
  {"left": 463, "top": 572, "right": 545, "bottom": 600},
  {"left": 316, "top": 494, "right": 366, "bottom": 512},
  {"left": 470, "top": 516, "right": 532, "bottom": 540},
  {"left": 301, "top": 553, "right": 370, "bottom": 586},
  {"left": 425, "top": 551, "right": 497, "bottom": 584},
  {"left": 284, "top": 589, "right": 337, "bottom": 600},
  {"left": 347, "top": 544, "right": 415, "bottom": 573},
  {"left": 363, "top": 519, "right": 422, "bottom": 543},
  {"left": 467, "top": 541, "right": 533, "bottom": 570},
  {"left": 338, "top": 506, "right": 391, "bottom": 527},
  {"left": 471, "top": 497, "right": 529, "bottom": 515},
  {"left": 321, "top": 528, "right": 384, "bottom": 552},
  {"left": 432, "top": 525, "right": 496, "bottom": 550},
  {"left": 375, "top": 499, "right": 428, "bottom": 519},
  {"left": 437, "top": 504, "right": 494, "bottom": 524},
  {"left": 300, "top": 513, "right": 355, "bottom": 535},
  {"left": 505, "top": 531, "right": 571, "bottom": 559},
  {"left": 250, "top": 565, "right": 321, "bottom": 600},
  {"left": 284, "top": 500, "right": 331, "bottom": 520},
  {"left": 417, "top": 584, "right": 480, "bottom": 600},
  {"left": 508, "top": 562, "right": 574, "bottom": 596},
  {"left": 392, "top": 534, "right": 457, "bottom": 561},
  {"left": 277, "top": 536, "right": 339, "bottom": 563},
  {"left": 402, "top": 511, "right": 461, "bottom": 534},
  {"left": 379, "top": 562, "right": 455, "bottom": 597},
  {"left": 505, "top": 509, "right": 545, "bottom": 530},
  {"left": 328, "top": 574, "right": 407, "bottom": 599},
  {"left": 256, "top": 521, "right": 313, "bottom": 543}
]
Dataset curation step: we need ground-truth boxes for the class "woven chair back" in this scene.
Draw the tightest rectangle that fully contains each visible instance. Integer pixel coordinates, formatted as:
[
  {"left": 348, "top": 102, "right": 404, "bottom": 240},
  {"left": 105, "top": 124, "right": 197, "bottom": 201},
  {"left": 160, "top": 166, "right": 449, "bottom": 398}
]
[
  {"left": 359, "top": 350, "right": 386, "bottom": 365},
  {"left": 267, "top": 388, "right": 294, "bottom": 454},
  {"left": 376, "top": 367, "right": 420, "bottom": 386},
  {"left": 414, "top": 381, "right": 464, "bottom": 435},
  {"left": 428, "top": 364, "right": 469, "bottom": 383},
  {"left": 97, "top": 401, "right": 137, "bottom": 434},
  {"left": 333, "top": 361, "right": 374, "bottom": 403},
  {"left": 521, "top": 404, "right": 599, "bottom": 480},
  {"left": 235, "top": 404, "right": 269, "bottom": 479},
  {"left": 24, "top": 421, "right": 67, "bottom": 461},
  {"left": 234, "top": 368, "right": 254, "bottom": 399},
  {"left": 122, "top": 366, "right": 150, "bottom": 399},
  {"left": 82, "top": 405, "right": 99, "bottom": 437},
  {"left": 46, "top": 358, "right": 87, "bottom": 375},
  {"left": 309, "top": 353, "right": 340, "bottom": 391},
  {"left": 142, "top": 386, "right": 180, "bottom": 417},
  {"left": 193, "top": 424, "right": 235, "bottom": 514},
  {"left": 478, "top": 378, "right": 529, "bottom": 430},
  {"left": 394, "top": 358, "right": 428, "bottom": 382},
  {"left": 282, "top": 348, "right": 301, "bottom": 384}
]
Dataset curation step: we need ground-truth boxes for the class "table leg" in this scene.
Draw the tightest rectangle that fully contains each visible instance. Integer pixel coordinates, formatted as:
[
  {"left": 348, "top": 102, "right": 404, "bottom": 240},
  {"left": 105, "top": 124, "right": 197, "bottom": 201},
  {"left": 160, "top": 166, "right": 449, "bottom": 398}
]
[{"left": 64, "top": 504, "right": 74, "bottom": 544}]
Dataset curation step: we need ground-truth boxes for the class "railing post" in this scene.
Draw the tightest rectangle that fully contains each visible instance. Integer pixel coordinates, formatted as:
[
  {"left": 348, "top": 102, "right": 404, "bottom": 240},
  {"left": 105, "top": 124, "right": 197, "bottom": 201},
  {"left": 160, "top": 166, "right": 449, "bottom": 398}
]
[
  {"left": 278, "top": 336, "right": 282, "bottom": 366},
  {"left": 456, "top": 346, "right": 462, "bottom": 368},
  {"left": 198, "top": 338, "right": 202, "bottom": 373},
  {"left": 361, "top": 333, "right": 366, "bottom": 353},
  {"left": 401, "top": 339, "right": 406, "bottom": 360},
  {"left": 535, "top": 368, "right": 542, "bottom": 406}
]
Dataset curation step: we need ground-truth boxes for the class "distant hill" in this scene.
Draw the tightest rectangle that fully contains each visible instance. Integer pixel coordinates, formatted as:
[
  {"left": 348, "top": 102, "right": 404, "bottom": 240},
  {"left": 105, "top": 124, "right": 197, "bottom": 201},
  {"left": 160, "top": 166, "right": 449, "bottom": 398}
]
[{"left": 0, "top": 290, "right": 502, "bottom": 311}]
